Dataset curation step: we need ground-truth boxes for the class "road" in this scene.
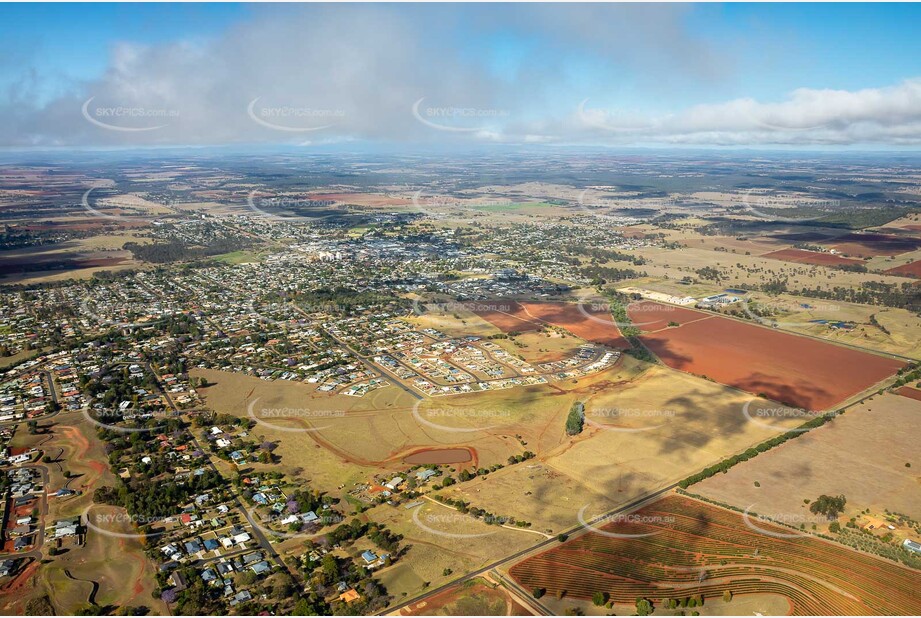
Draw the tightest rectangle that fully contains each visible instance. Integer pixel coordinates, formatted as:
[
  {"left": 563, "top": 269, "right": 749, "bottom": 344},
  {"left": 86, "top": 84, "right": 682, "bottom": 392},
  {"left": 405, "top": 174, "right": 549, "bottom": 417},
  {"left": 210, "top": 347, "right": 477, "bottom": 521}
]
[
  {"left": 382, "top": 483, "right": 678, "bottom": 616},
  {"left": 144, "top": 361, "right": 303, "bottom": 585}
]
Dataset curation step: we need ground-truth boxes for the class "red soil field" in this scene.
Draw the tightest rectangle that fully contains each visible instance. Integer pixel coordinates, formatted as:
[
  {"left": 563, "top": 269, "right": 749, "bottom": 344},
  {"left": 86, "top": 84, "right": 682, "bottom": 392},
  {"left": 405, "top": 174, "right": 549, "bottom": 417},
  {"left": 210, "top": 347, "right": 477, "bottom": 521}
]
[
  {"left": 884, "top": 260, "right": 921, "bottom": 278},
  {"left": 827, "top": 232, "right": 921, "bottom": 257},
  {"left": 474, "top": 301, "right": 628, "bottom": 349},
  {"left": 761, "top": 248, "right": 864, "bottom": 267},
  {"left": 509, "top": 495, "right": 921, "bottom": 616},
  {"left": 627, "top": 301, "right": 905, "bottom": 410},
  {"left": 895, "top": 386, "right": 921, "bottom": 402}
]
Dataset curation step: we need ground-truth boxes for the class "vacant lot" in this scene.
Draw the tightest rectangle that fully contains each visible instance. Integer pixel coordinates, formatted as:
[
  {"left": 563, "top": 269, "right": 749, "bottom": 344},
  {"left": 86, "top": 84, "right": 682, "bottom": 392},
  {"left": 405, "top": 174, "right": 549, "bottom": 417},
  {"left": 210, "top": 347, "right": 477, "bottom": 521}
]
[
  {"left": 394, "top": 576, "right": 529, "bottom": 616},
  {"left": 627, "top": 302, "right": 905, "bottom": 410},
  {"left": 762, "top": 248, "right": 865, "bottom": 267},
  {"left": 508, "top": 495, "right": 921, "bottom": 615},
  {"left": 694, "top": 392, "right": 921, "bottom": 523}
]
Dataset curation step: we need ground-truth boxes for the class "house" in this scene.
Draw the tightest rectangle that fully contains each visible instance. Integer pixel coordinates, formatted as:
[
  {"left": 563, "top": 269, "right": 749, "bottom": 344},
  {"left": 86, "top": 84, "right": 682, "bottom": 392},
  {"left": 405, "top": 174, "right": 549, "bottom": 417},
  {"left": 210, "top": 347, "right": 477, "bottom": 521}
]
[
  {"left": 339, "top": 589, "right": 361, "bottom": 604},
  {"left": 171, "top": 571, "right": 188, "bottom": 591},
  {"left": 203, "top": 538, "right": 221, "bottom": 551},
  {"left": 184, "top": 539, "right": 203, "bottom": 554},
  {"left": 250, "top": 560, "right": 271, "bottom": 575},
  {"left": 232, "top": 531, "right": 251, "bottom": 545},
  {"left": 301, "top": 510, "right": 319, "bottom": 524},
  {"left": 361, "top": 550, "right": 378, "bottom": 564},
  {"left": 384, "top": 476, "right": 403, "bottom": 491},
  {"left": 415, "top": 469, "right": 437, "bottom": 482},
  {"left": 229, "top": 590, "right": 252, "bottom": 607}
]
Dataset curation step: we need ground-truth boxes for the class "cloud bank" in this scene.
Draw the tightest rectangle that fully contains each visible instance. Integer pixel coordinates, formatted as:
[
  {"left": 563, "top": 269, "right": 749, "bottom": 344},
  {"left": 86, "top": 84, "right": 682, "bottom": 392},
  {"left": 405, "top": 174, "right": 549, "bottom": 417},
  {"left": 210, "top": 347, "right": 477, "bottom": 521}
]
[{"left": 2, "top": 4, "right": 919, "bottom": 148}]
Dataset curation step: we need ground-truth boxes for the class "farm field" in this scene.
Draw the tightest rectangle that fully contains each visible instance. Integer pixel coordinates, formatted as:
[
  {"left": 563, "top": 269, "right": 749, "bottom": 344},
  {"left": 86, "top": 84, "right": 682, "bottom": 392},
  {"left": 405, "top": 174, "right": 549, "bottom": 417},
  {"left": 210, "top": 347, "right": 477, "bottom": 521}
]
[
  {"left": 693, "top": 392, "right": 921, "bottom": 526},
  {"left": 473, "top": 300, "right": 628, "bottom": 349},
  {"left": 437, "top": 364, "right": 804, "bottom": 535},
  {"left": 884, "top": 259, "right": 921, "bottom": 277},
  {"left": 761, "top": 248, "right": 865, "bottom": 267},
  {"left": 507, "top": 494, "right": 921, "bottom": 616},
  {"left": 627, "top": 301, "right": 906, "bottom": 410},
  {"left": 826, "top": 232, "right": 921, "bottom": 257}
]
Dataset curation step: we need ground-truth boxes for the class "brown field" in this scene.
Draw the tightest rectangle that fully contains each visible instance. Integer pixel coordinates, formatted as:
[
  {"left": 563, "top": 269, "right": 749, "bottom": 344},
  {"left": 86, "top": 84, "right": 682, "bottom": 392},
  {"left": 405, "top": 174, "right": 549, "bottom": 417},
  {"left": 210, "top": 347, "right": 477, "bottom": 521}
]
[
  {"left": 884, "top": 260, "right": 921, "bottom": 278},
  {"left": 761, "top": 248, "right": 865, "bottom": 267},
  {"left": 473, "top": 301, "right": 628, "bottom": 349},
  {"left": 694, "top": 392, "right": 921, "bottom": 524},
  {"left": 627, "top": 301, "right": 905, "bottom": 410},
  {"left": 393, "top": 577, "right": 530, "bottom": 616},
  {"left": 827, "top": 232, "right": 921, "bottom": 257},
  {"left": 508, "top": 495, "right": 921, "bottom": 616},
  {"left": 896, "top": 386, "right": 921, "bottom": 402}
]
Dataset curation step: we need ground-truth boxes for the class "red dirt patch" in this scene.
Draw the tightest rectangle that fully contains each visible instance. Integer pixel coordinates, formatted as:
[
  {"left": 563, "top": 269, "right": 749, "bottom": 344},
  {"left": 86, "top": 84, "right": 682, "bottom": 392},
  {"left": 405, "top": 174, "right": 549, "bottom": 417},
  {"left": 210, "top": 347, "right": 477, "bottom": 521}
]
[
  {"left": 762, "top": 248, "right": 864, "bottom": 267},
  {"left": 884, "top": 260, "right": 921, "bottom": 278},
  {"left": 627, "top": 301, "right": 905, "bottom": 410},
  {"left": 474, "top": 301, "right": 628, "bottom": 349},
  {"left": 895, "top": 386, "right": 921, "bottom": 402}
]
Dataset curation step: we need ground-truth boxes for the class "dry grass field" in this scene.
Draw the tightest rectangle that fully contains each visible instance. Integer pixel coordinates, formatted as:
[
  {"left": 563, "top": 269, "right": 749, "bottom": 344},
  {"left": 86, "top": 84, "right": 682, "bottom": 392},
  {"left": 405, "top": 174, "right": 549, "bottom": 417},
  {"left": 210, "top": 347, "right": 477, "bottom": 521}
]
[
  {"left": 436, "top": 364, "right": 804, "bottom": 535},
  {"left": 692, "top": 392, "right": 921, "bottom": 525}
]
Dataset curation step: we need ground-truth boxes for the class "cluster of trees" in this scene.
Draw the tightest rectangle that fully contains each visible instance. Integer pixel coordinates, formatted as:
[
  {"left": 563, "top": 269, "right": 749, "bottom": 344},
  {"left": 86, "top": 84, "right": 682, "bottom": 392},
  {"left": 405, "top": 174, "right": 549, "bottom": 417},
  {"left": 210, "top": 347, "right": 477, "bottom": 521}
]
[
  {"left": 94, "top": 468, "right": 224, "bottom": 519},
  {"left": 810, "top": 494, "right": 847, "bottom": 519},
  {"left": 123, "top": 238, "right": 249, "bottom": 264},
  {"left": 432, "top": 495, "right": 531, "bottom": 529},
  {"left": 565, "top": 402, "right": 585, "bottom": 436}
]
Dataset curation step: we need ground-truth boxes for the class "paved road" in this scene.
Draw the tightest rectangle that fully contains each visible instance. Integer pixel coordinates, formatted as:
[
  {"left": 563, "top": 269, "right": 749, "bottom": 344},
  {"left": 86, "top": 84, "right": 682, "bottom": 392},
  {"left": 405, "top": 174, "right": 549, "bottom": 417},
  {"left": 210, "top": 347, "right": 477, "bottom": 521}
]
[{"left": 145, "top": 361, "right": 302, "bottom": 585}]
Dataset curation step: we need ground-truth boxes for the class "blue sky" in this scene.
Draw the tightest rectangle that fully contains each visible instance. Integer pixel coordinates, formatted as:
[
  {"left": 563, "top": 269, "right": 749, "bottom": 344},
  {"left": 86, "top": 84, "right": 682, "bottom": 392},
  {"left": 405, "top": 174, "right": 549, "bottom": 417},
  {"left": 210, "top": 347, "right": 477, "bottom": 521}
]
[{"left": 1, "top": 3, "right": 919, "bottom": 148}]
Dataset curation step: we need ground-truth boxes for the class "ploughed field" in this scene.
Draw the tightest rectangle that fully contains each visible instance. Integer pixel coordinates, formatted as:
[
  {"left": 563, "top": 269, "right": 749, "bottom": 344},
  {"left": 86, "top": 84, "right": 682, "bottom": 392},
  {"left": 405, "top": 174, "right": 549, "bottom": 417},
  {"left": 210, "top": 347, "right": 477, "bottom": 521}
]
[
  {"left": 626, "top": 301, "right": 905, "bottom": 411},
  {"left": 761, "top": 248, "right": 865, "bottom": 267},
  {"left": 473, "top": 300, "right": 628, "bottom": 349},
  {"left": 884, "top": 260, "right": 921, "bottom": 278},
  {"left": 509, "top": 495, "right": 921, "bottom": 616}
]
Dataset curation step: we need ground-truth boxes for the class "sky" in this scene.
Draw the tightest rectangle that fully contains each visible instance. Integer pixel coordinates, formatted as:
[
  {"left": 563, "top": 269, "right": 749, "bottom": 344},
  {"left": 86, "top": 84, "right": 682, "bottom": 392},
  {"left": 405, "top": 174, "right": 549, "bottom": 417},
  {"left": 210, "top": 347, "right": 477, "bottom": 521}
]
[{"left": 1, "top": 2, "right": 920, "bottom": 150}]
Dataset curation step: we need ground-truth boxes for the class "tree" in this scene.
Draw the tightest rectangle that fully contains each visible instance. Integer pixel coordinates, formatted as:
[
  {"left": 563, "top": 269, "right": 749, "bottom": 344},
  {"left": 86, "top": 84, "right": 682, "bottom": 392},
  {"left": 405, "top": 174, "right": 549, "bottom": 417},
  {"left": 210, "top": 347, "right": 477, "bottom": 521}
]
[
  {"left": 809, "top": 494, "right": 847, "bottom": 519},
  {"left": 532, "top": 587, "right": 545, "bottom": 599},
  {"left": 636, "top": 598, "right": 654, "bottom": 616},
  {"left": 723, "top": 590, "right": 733, "bottom": 603},
  {"left": 592, "top": 591, "right": 609, "bottom": 606}
]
